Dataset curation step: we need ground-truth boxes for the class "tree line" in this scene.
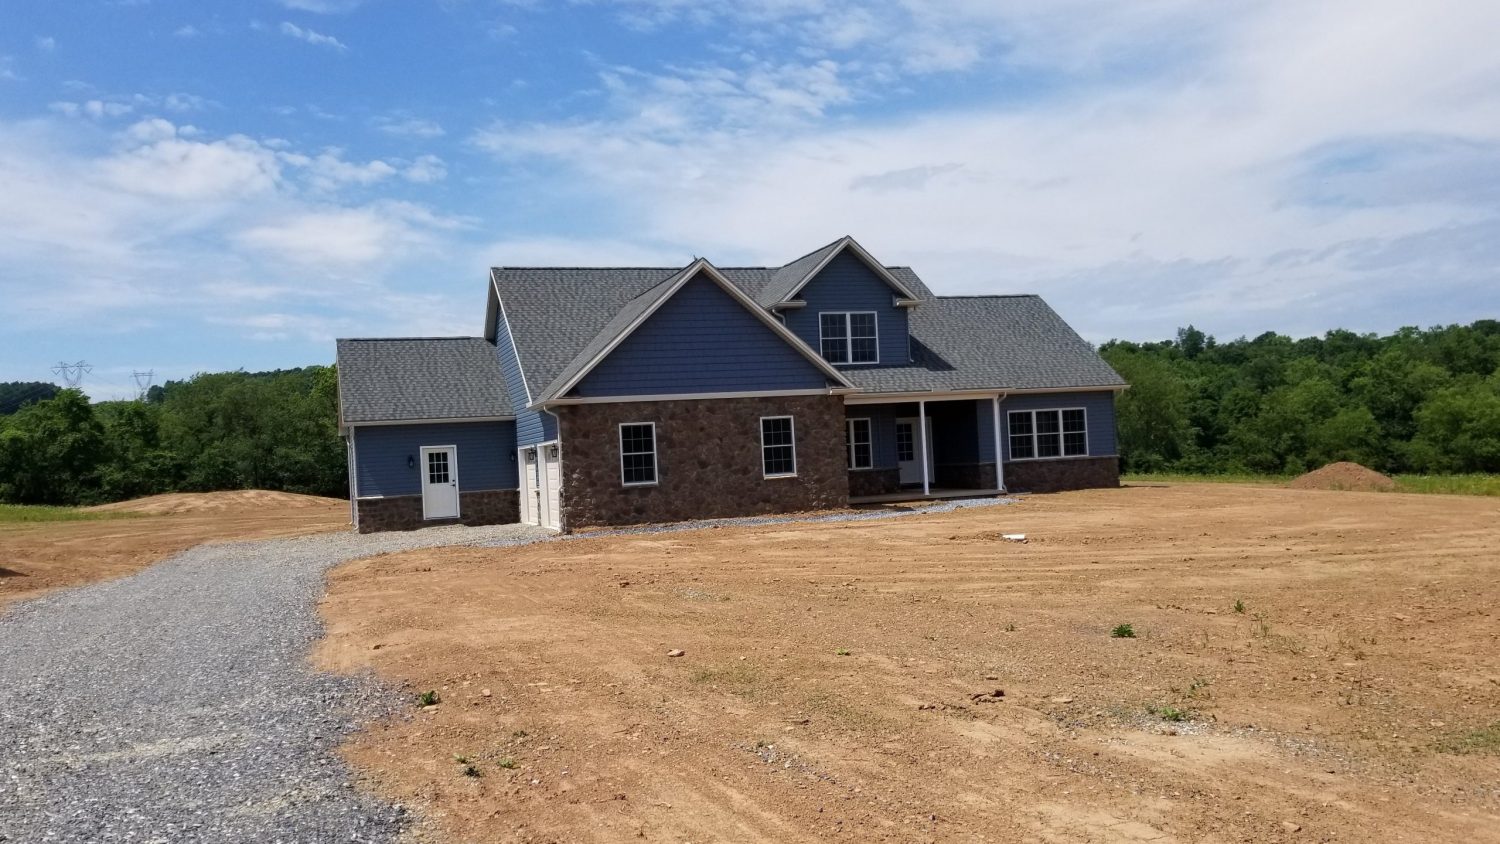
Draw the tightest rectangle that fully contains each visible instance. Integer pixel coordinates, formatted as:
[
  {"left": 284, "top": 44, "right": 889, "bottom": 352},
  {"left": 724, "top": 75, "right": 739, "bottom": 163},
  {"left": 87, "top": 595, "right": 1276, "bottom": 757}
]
[
  {"left": 1101, "top": 321, "right": 1500, "bottom": 475},
  {"left": 1, "top": 321, "right": 1497, "bottom": 506},
  {"left": 0, "top": 367, "right": 344, "bottom": 505}
]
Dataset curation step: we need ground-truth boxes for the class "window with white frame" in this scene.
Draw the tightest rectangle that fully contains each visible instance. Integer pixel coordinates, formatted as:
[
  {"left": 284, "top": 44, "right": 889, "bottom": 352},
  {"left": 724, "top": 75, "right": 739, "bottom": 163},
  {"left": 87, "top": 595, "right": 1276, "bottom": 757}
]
[
  {"left": 1008, "top": 409, "right": 1088, "bottom": 460},
  {"left": 819, "top": 312, "right": 878, "bottom": 364},
  {"left": 846, "top": 418, "right": 872, "bottom": 469},
  {"left": 761, "top": 416, "right": 797, "bottom": 477},
  {"left": 619, "top": 422, "right": 657, "bottom": 485}
]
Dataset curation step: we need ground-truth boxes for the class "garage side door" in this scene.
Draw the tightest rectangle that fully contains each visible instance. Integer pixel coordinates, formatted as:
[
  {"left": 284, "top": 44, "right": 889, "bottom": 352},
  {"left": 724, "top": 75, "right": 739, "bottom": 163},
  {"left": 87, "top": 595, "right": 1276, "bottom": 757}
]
[
  {"left": 518, "top": 447, "right": 538, "bottom": 525},
  {"left": 542, "top": 445, "right": 561, "bottom": 531}
]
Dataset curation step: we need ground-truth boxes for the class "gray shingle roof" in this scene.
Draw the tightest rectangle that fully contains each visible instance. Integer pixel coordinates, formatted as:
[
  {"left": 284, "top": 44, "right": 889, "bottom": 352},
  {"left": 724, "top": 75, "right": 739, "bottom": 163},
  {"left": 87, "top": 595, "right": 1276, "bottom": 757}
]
[
  {"left": 838, "top": 296, "right": 1126, "bottom": 393},
  {"left": 335, "top": 337, "right": 512, "bottom": 425},
  {"left": 755, "top": 238, "right": 846, "bottom": 306},
  {"left": 485, "top": 256, "right": 1120, "bottom": 406}
]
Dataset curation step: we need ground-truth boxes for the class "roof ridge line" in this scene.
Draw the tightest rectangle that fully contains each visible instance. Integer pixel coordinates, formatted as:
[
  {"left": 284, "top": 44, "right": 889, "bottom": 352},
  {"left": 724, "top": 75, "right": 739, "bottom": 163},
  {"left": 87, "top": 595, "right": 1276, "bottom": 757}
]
[{"left": 337, "top": 335, "right": 486, "bottom": 341}]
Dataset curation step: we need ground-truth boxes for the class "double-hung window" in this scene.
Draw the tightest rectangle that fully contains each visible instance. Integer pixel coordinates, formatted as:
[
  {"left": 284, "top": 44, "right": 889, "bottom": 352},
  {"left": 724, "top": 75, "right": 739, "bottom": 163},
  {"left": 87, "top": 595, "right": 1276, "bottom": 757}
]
[
  {"left": 819, "top": 312, "right": 878, "bottom": 364},
  {"left": 619, "top": 422, "right": 657, "bottom": 486},
  {"left": 761, "top": 416, "right": 797, "bottom": 478},
  {"left": 1008, "top": 409, "right": 1088, "bottom": 460},
  {"left": 846, "top": 418, "right": 872, "bottom": 470}
]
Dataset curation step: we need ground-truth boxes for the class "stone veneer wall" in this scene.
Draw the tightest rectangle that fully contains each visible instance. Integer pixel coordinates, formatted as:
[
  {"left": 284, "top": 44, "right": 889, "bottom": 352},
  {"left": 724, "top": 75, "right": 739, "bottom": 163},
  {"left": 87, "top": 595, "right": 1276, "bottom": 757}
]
[
  {"left": 848, "top": 468, "right": 901, "bottom": 497},
  {"left": 554, "top": 395, "right": 848, "bottom": 530},
  {"left": 356, "top": 490, "right": 519, "bottom": 533},
  {"left": 1002, "top": 456, "right": 1119, "bottom": 493}
]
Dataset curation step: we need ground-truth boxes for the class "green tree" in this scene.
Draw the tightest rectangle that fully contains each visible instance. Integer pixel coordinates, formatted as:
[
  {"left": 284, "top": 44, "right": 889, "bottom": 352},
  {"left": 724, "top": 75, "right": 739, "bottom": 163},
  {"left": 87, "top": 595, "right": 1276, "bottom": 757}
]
[{"left": 0, "top": 389, "right": 107, "bottom": 504}]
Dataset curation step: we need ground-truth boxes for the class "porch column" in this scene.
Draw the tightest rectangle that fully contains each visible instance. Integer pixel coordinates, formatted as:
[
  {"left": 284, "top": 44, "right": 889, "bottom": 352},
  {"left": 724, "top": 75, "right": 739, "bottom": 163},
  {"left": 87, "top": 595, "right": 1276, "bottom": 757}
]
[
  {"left": 918, "top": 399, "right": 930, "bottom": 496},
  {"left": 992, "top": 394, "right": 1005, "bottom": 492}
]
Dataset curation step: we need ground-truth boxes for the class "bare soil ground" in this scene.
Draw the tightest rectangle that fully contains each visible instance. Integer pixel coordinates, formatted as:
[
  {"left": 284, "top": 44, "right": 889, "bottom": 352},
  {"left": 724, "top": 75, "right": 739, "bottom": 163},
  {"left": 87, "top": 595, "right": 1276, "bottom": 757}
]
[
  {"left": 1, "top": 491, "right": 347, "bottom": 608},
  {"left": 316, "top": 485, "right": 1500, "bottom": 843}
]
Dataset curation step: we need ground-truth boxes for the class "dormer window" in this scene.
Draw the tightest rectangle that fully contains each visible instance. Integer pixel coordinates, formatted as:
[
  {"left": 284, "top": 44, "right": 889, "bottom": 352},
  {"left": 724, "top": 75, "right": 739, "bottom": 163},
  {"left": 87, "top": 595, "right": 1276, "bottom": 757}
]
[{"left": 819, "top": 311, "right": 878, "bottom": 365}]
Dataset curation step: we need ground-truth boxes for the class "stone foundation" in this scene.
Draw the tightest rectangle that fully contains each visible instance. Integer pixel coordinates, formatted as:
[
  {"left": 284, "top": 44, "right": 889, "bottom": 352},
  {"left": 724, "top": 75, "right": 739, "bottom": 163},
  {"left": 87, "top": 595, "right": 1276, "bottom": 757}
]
[
  {"left": 1002, "top": 456, "right": 1119, "bottom": 493},
  {"left": 848, "top": 468, "right": 902, "bottom": 497},
  {"left": 554, "top": 395, "right": 849, "bottom": 530},
  {"left": 356, "top": 489, "right": 519, "bottom": 533}
]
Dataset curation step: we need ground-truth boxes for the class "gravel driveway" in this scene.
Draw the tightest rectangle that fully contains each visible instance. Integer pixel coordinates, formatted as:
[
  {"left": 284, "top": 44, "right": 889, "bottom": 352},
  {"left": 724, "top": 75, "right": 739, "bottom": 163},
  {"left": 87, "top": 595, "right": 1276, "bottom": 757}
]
[{"left": 0, "top": 523, "right": 550, "bottom": 844}]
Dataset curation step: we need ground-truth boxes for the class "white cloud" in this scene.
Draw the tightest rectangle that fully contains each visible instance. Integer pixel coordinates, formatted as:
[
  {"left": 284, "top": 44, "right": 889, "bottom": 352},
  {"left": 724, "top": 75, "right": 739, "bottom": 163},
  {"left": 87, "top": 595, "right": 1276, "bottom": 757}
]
[
  {"left": 277, "top": 0, "right": 367, "bottom": 12},
  {"left": 1, "top": 56, "right": 23, "bottom": 81},
  {"left": 279, "top": 148, "right": 398, "bottom": 191},
  {"left": 35, "top": 36, "right": 56, "bottom": 52},
  {"left": 472, "top": 0, "right": 1500, "bottom": 339},
  {"left": 173, "top": 25, "right": 200, "bottom": 38},
  {"left": 235, "top": 201, "right": 463, "bottom": 267},
  {"left": 278, "top": 21, "right": 348, "bottom": 51},
  {"left": 372, "top": 115, "right": 445, "bottom": 139},
  {"left": 402, "top": 154, "right": 447, "bottom": 183},
  {"left": 100, "top": 121, "right": 282, "bottom": 199}
]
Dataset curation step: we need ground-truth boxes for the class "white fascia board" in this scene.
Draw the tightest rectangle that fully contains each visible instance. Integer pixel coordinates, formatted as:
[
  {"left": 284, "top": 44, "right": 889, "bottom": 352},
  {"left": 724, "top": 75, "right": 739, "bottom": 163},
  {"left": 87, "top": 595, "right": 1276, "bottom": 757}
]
[{"left": 544, "top": 388, "right": 842, "bottom": 406}]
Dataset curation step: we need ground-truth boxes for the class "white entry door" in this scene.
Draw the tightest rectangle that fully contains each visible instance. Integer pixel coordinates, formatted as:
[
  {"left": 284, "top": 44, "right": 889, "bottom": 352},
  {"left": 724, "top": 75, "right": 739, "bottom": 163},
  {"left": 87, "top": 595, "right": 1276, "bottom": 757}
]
[
  {"left": 895, "top": 418, "right": 934, "bottom": 486},
  {"left": 539, "top": 443, "right": 561, "bottom": 531},
  {"left": 519, "top": 447, "right": 540, "bottom": 525},
  {"left": 420, "top": 445, "right": 460, "bottom": 520}
]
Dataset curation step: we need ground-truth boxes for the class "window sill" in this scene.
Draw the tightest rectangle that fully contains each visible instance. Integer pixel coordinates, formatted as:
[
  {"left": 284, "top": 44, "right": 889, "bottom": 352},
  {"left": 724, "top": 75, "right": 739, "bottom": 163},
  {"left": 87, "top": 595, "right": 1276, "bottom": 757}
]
[
  {"left": 621, "top": 481, "right": 659, "bottom": 488},
  {"left": 1006, "top": 454, "right": 1093, "bottom": 463},
  {"left": 847, "top": 466, "right": 878, "bottom": 472},
  {"left": 763, "top": 473, "right": 799, "bottom": 480}
]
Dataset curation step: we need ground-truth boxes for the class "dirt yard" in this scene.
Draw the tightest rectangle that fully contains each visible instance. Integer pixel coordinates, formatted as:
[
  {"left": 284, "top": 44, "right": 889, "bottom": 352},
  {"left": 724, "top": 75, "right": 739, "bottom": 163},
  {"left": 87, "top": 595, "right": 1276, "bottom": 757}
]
[
  {"left": 0, "top": 491, "right": 347, "bottom": 609},
  {"left": 316, "top": 485, "right": 1500, "bottom": 843}
]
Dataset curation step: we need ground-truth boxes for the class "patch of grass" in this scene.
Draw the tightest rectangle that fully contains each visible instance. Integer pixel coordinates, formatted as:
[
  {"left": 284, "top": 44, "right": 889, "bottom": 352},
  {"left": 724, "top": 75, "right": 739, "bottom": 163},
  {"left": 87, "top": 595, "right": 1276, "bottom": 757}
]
[
  {"left": 0, "top": 504, "right": 144, "bottom": 524},
  {"left": 1123, "top": 472, "right": 1290, "bottom": 487},
  {"left": 1148, "top": 704, "right": 1189, "bottom": 722},
  {"left": 835, "top": 648, "right": 851, "bottom": 656},
  {"left": 511, "top": 729, "right": 528, "bottom": 738},
  {"left": 497, "top": 757, "right": 518, "bottom": 769},
  {"left": 1126, "top": 471, "right": 1500, "bottom": 497},
  {"left": 1003, "top": 622, "right": 1018, "bottom": 632},
  {"left": 417, "top": 690, "right": 441, "bottom": 707},
  {"left": 1185, "top": 678, "right": 1213, "bottom": 700},
  {"left": 452, "top": 754, "right": 471, "bottom": 764},
  {"left": 462, "top": 764, "right": 482, "bottom": 778},
  {"left": 1233, "top": 599, "right": 1246, "bottom": 614},
  {"left": 1436, "top": 723, "right": 1500, "bottom": 755},
  {"left": 1111, "top": 622, "right": 1136, "bottom": 639},
  {"left": 1393, "top": 474, "right": 1500, "bottom": 497}
]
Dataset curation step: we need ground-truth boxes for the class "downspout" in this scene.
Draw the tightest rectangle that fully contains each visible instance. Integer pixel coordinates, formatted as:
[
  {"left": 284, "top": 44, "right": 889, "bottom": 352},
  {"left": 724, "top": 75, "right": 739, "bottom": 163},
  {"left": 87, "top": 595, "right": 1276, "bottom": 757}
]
[{"left": 346, "top": 430, "right": 359, "bottom": 532}]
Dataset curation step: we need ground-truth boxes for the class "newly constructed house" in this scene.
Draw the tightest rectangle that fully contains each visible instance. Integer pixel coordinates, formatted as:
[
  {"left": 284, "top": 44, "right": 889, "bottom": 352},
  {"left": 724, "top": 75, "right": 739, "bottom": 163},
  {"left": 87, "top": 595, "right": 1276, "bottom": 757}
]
[{"left": 336, "top": 237, "right": 1126, "bottom": 533}]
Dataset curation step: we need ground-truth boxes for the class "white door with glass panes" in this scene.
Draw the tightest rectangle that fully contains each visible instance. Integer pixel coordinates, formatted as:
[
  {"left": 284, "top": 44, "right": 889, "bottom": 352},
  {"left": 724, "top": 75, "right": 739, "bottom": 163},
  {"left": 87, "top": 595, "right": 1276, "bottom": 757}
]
[
  {"left": 420, "top": 445, "right": 459, "bottom": 520},
  {"left": 894, "top": 417, "right": 934, "bottom": 485}
]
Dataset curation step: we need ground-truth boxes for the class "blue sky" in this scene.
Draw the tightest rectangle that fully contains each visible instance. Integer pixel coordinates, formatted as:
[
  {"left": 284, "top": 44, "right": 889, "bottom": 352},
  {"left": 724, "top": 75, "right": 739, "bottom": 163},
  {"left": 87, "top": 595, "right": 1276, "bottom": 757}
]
[{"left": 2, "top": 0, "right": 1498, "bottom": 399}]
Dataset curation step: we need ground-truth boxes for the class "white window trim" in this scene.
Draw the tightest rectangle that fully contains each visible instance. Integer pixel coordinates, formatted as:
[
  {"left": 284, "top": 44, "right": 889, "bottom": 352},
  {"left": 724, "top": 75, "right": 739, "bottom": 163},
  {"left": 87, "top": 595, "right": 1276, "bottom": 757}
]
[
  {"left": 817, "top": 311, "right": 880, "bottom": 365},
  {"left": 846, "top": 417, "right": 873, "bottom": 470},
  {"left": 619, "top": 421, "right": 658, "bottom": 487},
  {"left": 760, "top": 415, "right": 798, "bottom": 479},
  {"left": 1007, "top": 408, "right": 1089, "bottom": 462}
]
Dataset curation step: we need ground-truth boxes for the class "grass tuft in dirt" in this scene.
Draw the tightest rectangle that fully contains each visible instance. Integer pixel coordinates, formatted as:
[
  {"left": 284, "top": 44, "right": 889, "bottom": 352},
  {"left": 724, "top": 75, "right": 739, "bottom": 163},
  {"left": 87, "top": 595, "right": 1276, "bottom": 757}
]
[
  {"left": 1436, "top": 723, "right": 1500, "bottom": 755},
  {"left": 497, "top": 757, "right": 517, "bottom": 769},
  {"left": 1148, "top": 704, "right": 1189, "bottom": 722},
  {"left": 0, "top": 504, "right": 144, "bottom": 524},
  {"left": 1233, "top": 598, "right": 1246, "bottom": 614},
  {"left": 1111, "top": 622, "right": 1137, "bottom": 639},
  {"left": 417, "top": 690, "right": 440, "bottom": 707}
]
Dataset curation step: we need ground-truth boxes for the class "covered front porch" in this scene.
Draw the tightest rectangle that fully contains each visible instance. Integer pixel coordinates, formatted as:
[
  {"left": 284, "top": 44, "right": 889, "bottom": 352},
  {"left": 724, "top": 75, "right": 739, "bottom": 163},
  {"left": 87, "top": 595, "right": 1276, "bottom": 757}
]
[{"left": 843, "top": 393, "right": 1005, "bottom": 504}]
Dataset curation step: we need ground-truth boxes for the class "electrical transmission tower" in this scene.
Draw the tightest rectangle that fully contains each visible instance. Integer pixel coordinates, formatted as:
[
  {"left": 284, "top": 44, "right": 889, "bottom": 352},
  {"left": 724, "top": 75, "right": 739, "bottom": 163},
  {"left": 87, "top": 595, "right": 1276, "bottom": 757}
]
[
  {"left": 51, "top": 360, "right": 91, "bottom": 388},
  {"left": 132, "top": 370, "right": 155, "bottom": 401}
]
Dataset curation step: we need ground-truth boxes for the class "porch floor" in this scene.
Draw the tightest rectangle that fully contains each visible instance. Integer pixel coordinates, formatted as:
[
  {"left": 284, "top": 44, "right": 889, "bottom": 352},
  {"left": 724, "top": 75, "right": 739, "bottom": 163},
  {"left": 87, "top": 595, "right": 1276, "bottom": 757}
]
[{"left": 849, "top": 487, "right": 1006, "bottom": 505}]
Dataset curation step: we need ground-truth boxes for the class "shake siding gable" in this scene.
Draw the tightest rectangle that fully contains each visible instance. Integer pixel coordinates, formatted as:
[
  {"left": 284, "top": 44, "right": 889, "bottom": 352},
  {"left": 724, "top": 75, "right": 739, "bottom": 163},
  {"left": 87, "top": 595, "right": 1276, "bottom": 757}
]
[
  {"left": 494, "top": 305, "right": 556, "bottom": 445},
  {"left": 354, "top": 421, "right": 518, "bottom": 498},
  {"left": 999, "top": 391, "right": 1118, "bottom": 461},
  {"left": 570, "top": 274, "right": 834, "bottom": 398},
  {"left": 782, "top": 251, "right": 910, "bottom": 366}
]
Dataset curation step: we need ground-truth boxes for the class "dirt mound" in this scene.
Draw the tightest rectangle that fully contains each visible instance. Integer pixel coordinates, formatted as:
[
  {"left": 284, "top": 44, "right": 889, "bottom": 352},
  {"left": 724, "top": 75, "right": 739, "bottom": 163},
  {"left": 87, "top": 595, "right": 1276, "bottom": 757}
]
[
  {"left": 86, "top": 490, "right": 343, "bottom": 515},
  {"left": 1288, "top": 462, "right": 1396, "bottom": 492}
]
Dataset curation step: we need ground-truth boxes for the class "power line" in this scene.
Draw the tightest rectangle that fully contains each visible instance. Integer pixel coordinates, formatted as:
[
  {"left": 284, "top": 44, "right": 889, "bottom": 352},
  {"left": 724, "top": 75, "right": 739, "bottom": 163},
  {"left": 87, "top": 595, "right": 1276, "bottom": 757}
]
[{"left": 50, "top": 360, "right": 91, "bottom": 388}]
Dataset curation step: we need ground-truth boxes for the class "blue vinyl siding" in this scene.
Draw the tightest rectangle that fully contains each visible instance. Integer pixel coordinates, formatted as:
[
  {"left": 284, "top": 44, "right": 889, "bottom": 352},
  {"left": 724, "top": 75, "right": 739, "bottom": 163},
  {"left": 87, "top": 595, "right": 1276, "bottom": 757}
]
[
  {"left": 783, "top": 251, "right": 910, "bottom": 367},
  {"left": 571, "top": 273, "right": 833, "bottom": 397},
  {"left": 354, "top": 421, "right": 518, "bottom": 497},
  {"left": 846, "top": 404, "right": 901, "bottom": 469},
  {"left": 999, "top": 392, "right": 1118, "bottom": 461},
  {"left": 494, "top": 303, "right": 557, "bottom": 446}
]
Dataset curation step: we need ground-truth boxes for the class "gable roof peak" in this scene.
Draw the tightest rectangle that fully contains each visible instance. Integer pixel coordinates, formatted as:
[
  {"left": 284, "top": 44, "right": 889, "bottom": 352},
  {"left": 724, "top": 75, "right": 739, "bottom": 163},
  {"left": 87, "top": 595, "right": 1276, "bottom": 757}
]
[{"left": 758, "top": 235, "right": 918, "bottom": 308}]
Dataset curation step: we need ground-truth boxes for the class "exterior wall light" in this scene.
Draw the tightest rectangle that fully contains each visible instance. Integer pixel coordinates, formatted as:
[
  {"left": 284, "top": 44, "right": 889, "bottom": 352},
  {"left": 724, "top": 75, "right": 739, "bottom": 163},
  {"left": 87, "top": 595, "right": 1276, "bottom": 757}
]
[{"left": 407, "top": 454, "right": 416, "bottom": 469}]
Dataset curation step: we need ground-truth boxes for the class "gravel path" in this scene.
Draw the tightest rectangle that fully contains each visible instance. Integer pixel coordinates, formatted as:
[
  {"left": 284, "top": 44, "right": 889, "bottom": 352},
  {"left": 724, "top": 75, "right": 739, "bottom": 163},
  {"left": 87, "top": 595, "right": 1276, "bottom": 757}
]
[{"left": 0, "top": 522, "right": 549, "bottom": 844}]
